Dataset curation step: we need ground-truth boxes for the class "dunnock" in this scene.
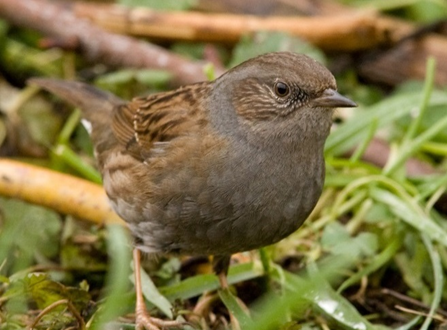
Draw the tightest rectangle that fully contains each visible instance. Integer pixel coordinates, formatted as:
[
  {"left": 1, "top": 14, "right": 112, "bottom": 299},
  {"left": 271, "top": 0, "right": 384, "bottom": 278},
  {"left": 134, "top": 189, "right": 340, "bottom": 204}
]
[{"left": 30, "top": 51, "right": 356, "bottom": 329}]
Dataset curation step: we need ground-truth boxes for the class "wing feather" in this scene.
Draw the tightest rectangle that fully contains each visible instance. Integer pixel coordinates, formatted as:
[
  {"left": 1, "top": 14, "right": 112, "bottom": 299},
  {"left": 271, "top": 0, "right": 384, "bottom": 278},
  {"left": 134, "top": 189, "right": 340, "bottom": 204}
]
[{"left": 111, "top": 82, "right": 211, "bottom": 160}]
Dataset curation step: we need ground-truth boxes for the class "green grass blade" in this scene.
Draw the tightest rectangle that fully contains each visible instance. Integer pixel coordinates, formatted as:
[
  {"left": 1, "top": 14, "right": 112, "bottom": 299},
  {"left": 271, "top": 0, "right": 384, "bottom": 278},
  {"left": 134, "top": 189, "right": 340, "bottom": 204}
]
[
  {"left": 420, "top": 234, "right": 443, "bottom": 330},
  {"left": 159, "top": 262, "right": 263, "bottom": 301},
  {"left": 90, "top": 225, "right": 132, "bottom": 329},
  {"left": 57, "top": 108, "right": 82, "bottom": 146},
  {"left": 402, "top": 57, "right": 436, "bottom": 143},
  {"left": 218, "top": 288, "right": 253, "bottom": 328},
  {"left": 130, "top": 266, "right": 174, "bottom": 319},
  {"left": 325, "top": 90, "right": 447, "bottom": 156},
  {"left": 383, "top": 114, "right": 447, "bottom": 176},
  {"left": 291, "top": 264, "right": 379, "bottom": 330},
  {"left": 371, "top": 187, "right": 447, "bottom": 247},
  {"left": 421, "top": 141, "right": 447, "bottom": 156},
  {"left": 349, "top": 118, "right": 378, "bottom": 163},
  {"left": 256, "top": 263, "right": 383, "bottom": 330},
  {"left": 245, "top": 291, "right": 298, "bottom": 330},
  {"left": 337, "top": 237, "right": 403, "bottom": 293},
  {"left": 395, "top": 316, "right": 423, "bottom": 330},
  {"left": 52, "top": 144, "right": 102, "bottom": 183}
]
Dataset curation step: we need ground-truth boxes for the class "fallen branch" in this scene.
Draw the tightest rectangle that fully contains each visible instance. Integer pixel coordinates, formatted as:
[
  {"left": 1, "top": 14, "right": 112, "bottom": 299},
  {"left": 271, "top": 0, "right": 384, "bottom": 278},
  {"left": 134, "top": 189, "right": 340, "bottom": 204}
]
[
  {"left": 72, "top": 1, "right": 447, "bottom": 85},
  {"left": 0, "top": 159, "right": 124, "bottom": 225},
  {"left": 0, "top": 0, "right": 210, "bottom": 85},
  {"left": 73, "top": 2, "right": 388, "bottom": 51}
]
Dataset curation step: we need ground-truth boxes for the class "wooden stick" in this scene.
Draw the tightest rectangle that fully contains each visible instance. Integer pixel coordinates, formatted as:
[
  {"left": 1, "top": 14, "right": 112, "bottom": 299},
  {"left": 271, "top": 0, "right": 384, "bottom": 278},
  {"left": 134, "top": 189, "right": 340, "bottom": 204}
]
[
  {"left": 72, "top": 2, "right": 447, "bottom": 85},
  {"left": 0, "top": 159, "right": 124, "bottom": 225},
  {"left": 73, "top": 2, "right": 388, "bottom": 51},
  {"left": 0, "top": 0, "right": 210, "bottom": 85}
]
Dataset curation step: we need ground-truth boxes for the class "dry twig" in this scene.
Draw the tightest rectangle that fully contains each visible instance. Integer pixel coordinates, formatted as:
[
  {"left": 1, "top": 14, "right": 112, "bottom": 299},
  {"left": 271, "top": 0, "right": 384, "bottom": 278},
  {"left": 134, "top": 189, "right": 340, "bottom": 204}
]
[
  {"left": 72, "top": 1, "right": 447, "bottom": 85},
  {"left": 73, "top": 2, "right": 387, "bottom": 51},
  {"left": 28, "top": 299, "right": 85, "bottom": 330},
  {"left": 0, "top": 0, "right": 210, "bottom": 85}
]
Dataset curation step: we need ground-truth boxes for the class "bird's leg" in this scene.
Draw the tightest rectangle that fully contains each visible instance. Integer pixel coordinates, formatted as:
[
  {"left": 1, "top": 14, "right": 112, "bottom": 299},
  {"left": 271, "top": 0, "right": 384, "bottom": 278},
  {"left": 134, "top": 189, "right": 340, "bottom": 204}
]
[
  {"left": 190, "top": 256, "right": 238, "bottom": 325},
  {"left": 189, "top": 267, "right": 232, "bottom": 325},
  {"left": 216, "top": 270, "right": 242, "bottom": 330},
  {"left": 212, "top": 254, "right": 232, "bottom": 291},
  {"left": 213, "top": 255, "right": 251, "bottom": 330},
  {"left": 133, "top": 249, "right": 184, "bottom": 330},
  {"left": 217, "top": 271, "right": 229, "bottom": 289},
  {"left": 190, "top": 292, "right": 219, "bottom": 325}
]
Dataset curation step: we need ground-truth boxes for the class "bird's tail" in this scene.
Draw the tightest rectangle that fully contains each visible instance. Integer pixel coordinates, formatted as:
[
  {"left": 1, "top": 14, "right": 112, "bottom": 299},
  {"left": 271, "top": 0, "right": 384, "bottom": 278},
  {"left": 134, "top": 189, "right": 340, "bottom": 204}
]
[
  {"left": 29, "top": 78, "right": 126, "bottom": 171},
  {"left": 28, "top": 78, "right": 124, "bottom": 130}
]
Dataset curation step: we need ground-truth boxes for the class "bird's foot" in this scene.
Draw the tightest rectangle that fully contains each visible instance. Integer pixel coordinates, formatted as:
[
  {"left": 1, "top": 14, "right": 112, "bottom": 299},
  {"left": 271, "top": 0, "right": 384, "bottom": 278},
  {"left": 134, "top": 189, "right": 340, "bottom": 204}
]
[
  {"left": 133, "top": 249, "right": 187, "bottom": 330},
  {"left": 135, "top": 311, "right": 185, "bottom": 330}
]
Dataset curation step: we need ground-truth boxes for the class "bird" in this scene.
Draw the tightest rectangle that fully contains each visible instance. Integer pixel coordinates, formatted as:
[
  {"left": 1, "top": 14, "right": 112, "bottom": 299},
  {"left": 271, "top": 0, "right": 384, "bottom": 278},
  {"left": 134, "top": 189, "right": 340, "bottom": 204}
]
[{"left": 29, "top": 51, "right": 356, "bottom": 330}]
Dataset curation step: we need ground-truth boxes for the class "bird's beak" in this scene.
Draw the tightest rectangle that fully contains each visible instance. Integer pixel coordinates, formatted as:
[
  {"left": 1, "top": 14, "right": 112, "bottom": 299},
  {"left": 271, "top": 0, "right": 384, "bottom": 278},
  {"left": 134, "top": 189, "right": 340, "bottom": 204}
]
[{"left": 312, "top": 88, "right": 357, "bottom": 108}]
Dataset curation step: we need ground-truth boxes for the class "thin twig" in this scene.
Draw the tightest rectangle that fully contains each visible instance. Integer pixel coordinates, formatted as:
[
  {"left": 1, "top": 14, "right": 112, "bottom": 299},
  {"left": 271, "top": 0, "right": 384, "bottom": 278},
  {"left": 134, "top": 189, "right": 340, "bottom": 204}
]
[
  {"left": 382, "top": 288, "right": 447, "bottom": 318},
  {"left": 394, "top": 305, "right": 445, "bottom": 322},
  {"left": 28, "top": 299, "right": 85, "bottom": 330}
]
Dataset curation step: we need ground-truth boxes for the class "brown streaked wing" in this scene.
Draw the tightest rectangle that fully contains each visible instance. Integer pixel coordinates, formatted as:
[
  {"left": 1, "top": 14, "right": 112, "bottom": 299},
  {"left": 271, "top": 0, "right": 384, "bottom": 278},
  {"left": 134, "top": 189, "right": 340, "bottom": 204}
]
[{"left": 111, "top": 82, "right": 212, "bottom": 161}]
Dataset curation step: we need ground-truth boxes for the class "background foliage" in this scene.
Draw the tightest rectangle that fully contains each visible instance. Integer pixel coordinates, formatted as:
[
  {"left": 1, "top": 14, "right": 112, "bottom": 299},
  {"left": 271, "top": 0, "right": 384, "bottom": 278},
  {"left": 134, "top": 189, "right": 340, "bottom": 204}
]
[{"left": 1, "top": 0, "right": 447, "bottom": 329}]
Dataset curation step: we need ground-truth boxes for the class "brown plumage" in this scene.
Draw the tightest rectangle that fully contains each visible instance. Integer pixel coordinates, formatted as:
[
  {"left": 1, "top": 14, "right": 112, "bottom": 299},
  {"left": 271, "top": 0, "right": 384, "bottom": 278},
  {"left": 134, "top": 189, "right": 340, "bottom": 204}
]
[
  {"left": 29, "top": 51, "right": 356, "bottom": 329},
  {"left": 113, "top": 82, "right": 211, "bottom": 160}
]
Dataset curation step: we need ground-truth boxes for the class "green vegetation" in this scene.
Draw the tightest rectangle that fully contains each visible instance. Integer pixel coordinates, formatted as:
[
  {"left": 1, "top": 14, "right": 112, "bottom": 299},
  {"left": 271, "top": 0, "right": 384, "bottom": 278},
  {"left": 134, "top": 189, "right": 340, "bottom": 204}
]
[{"left": 1, "top": 1, "right": 447, "bottom": 329}]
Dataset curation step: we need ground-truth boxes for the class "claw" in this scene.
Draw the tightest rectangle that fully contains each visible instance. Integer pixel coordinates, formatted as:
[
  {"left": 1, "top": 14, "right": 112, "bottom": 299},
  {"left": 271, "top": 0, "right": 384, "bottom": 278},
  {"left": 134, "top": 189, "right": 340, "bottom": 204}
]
[{"left": 133, "top": 249, "right": 188, "bottom": 330}]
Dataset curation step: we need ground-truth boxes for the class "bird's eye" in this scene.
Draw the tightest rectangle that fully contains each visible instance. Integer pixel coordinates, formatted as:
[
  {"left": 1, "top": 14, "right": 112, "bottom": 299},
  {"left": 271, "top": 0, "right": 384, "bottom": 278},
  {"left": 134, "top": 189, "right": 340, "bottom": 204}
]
[{"left": 274, "top": 82, "right": 290, "bottom": 97}]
